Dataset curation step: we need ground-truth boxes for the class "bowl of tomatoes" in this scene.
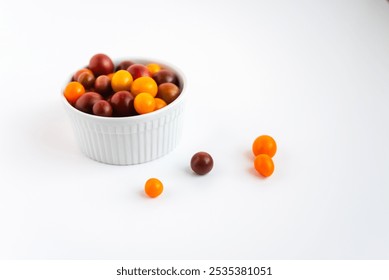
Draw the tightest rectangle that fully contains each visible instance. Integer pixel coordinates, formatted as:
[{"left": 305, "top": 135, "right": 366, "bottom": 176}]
[{"left": 62, "top": 54, "right": 186, "bottom": 165}]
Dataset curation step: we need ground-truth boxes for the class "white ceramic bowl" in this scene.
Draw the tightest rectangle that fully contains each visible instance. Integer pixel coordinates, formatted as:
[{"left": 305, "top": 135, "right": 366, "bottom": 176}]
[{"left": 62, "top": 58, "right": 186, "bottom": 165}]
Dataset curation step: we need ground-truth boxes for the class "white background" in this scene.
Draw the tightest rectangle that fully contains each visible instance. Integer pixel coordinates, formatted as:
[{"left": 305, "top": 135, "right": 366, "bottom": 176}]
[{"left": 0, "top": 0, "right": 388, "bottom": 259}]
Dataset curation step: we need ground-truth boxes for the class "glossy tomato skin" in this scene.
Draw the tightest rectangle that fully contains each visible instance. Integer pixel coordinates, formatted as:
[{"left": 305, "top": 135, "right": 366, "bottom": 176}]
[
  {"left": 89, "top": 54, "right": 114, "bottom": 76},
  {"left": 154, "top": 98, "right": 167, "bottom": 111},
  {"left": 152, "top": 69, "right": 178, "bottom": 86},
  {"left": 127, "top": 64, "right": 151, "bottom": 80},
  {"left": 92, "top": 100, "right": 113, "bottom": 117},
  {"left": 147, "top": 63, "right": 161, "bottom": 75},
  {"left": 130, "top": 76, "right": 158, "bottom": 97},
  {"left": 73, "top": 68, "right": 93, "bottom": 81},
  {"left": 111, "top": 70, "right": 133, "bottom": 92},
  {"left": 254, "top": 154, "right": 274, "bottom": 177},
  {"left": 252, "top": 135, "right": 277, "bottom": 158},
  {"left": 77, "top": 72, "right": 95, "bottom": 89},
  {"left": 94, "top": 75, "right": 112, "bottom": 96},
  {"left": 134, "top": 93, "right": 155, "bottom": 115},
  {"left": 190, "top": 152, "right": 214, "bottom": 175},
  {"left": 64, "top": 81, "right": 85, "bottom": 105},
  {"left": 157, "top": 82, "right": 180, "bottom": 104},
  {"left": 74, "top": 92, "right": 103, "bottom": 114},
  {"left": 144, "top": 178, "right": 163, "bottom": 198},
  {"left": 110, "top": 90, "right": 136, "bottom": 117}
]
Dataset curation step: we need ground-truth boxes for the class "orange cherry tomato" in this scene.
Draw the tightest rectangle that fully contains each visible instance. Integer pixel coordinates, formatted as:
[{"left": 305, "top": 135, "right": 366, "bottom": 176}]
[
  {"left": 144, "top": 178, "right": 163, "bottom": 198},
  {"left": 254, "top": 154, "right": 274, "bottom": 177},
  {"left": 147, "top": 63, "right": 161, "bottom": 75},
  {"left": 107, "top": 73, "right": 114, "bottom": 80},
  {"left": 131, "top": 76, "right": 158, "bottom": 97},
  {"left": 252, "top": 135, "right": 277, "bottom": 157},
  {"left": 134, "top": 92, "right": 156, "bottom": 114},
  {"left": 64, "top": 81, "right": 85, "bottom": 105},
  {"left": 111, "top": 70, "right": 133, "bottom": 92},
  {"left": 154, "top": 98, "right": 167, "bottom": 110}
]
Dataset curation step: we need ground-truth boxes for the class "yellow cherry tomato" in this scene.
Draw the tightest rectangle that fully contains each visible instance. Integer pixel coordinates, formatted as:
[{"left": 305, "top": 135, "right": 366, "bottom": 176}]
[
  {"left": 254, "top": 154, "right": 274, "bottom": 177},
  {"left": 154, "top": 98, "right": 167, "bottom": 111},
  {"left": 252, "top": 135, "right": 277, "bottom": 158},
  {"left": 144, "top": 178, "right": 163, "bottom": 198},
  {"left": 147, "top": 63, "right": 161, "bottom": 75},
  {"left": 111, "top": 70, "right": 133, "bottom": 92},
  {"left": 131, "top": 76, "right": 158, "bottom": 97},
  {"left": 64, "top": 81, "right": 85, "bottom": 105},
  {"left": 134, "top": 92, "right": 156, "bottom": 114}
]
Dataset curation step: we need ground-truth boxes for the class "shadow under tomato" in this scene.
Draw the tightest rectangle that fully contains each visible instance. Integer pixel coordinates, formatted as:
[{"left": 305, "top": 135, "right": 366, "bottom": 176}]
[
  {"left": 245, "top": 150, "right": 255, "bottom": 161},
  {"left": 184, "top": 166, "right": 199, "bottom": 177},
  {"left": 247, "top": 166, "right": 266, "bottom": 179}
]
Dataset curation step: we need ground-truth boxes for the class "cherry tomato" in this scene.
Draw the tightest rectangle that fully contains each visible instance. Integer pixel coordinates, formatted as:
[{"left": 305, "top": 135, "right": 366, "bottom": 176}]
[
  {"left": 252, "top": 135, "right": 277, "bottom": 157},
  {"left": 127, "top": 64, "right": 151, "bottom": 80},
  {"left": 73, "top": 68, "right": 93, "bottom": 81},
  {"left": 152, "top": 69, "right": 178, "bottom": 85},
  {"left": 64, "top": 81, "right": 85, "bottom": 105},
  {"left": 77, "top": 72, "right": 95, "bottom": 89},
  {"left": 74, "top": 92, "right": 103, "bottom": 114},
  {"left": 131, "top": 76, "right": 158, "bottom": 97},
  {"left": 154, "top": 98, "right": 167, "bottom": 111},
  {"left": 93, "top": 100, "right": 113, "bottom": 117},
  {"left": 157, "top": 82, "right": 180, "bottom": 104},
  {"left": 147, "top": 63, "right": 161, "bottom": 75},
  {"left": 191, "top": 152, "right": 214, "bottom": 175},
  {"left": 89, "top": 53, "right": 114, "bottom": 76},
  {"left": 254, "top": 154, "right": 274, "bottom": 177},
  {"left": 110, "top": 90, "right": 136, "bottom": 117},
  {"left": 94, "top": 75, "right": 112, "bottom": 96},
  {"left": 111, "top": 70, "right": 133, "bottom": 92},
  {"left": 116, "top": 60, "right": 134, "bottom": 71},
  {"left": 144, "top": 178, "right": 163, "bottom": 198},
  {"left": 134, "top": 92, "right": 156, "bottom": 114}
]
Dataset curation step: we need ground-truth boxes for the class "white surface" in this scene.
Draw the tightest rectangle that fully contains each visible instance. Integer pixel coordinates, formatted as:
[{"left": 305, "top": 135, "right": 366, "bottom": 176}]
[{"left": 0, "top": 0, "right": 388, "bottom": 259}]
